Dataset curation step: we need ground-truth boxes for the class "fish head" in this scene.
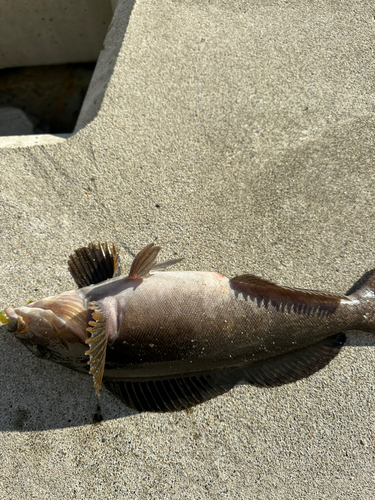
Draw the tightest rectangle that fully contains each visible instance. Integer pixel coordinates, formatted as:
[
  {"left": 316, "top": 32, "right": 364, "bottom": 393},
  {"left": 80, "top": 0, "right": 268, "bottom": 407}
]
[
  {"left": 1, "top": 291, "right": 89, "bottom": 369},
  {"left": 4, "top": 305, "right": 63, "bottom": 359}
]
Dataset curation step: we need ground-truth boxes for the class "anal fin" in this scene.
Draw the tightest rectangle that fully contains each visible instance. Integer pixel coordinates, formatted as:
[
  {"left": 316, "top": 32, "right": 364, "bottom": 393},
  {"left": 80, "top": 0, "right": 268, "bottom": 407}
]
[
  {"left": 104, "top": 371, "right": 239, "bottom": 412},
  {"left": 85, "top": 302, "right": 108, "bottom": 394},
  {"left": 242, "top": 332, "right": 346, "bottom": 387},
  {"left": 230, "top": 274, "right": 347, "bottom": 317}
]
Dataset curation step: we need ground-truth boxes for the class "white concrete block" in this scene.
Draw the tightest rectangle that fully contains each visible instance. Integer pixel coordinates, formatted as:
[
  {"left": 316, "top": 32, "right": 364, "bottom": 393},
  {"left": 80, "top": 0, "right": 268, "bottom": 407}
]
[
  {"left": 0, "top": 0, "right": 113, "bottom": 69},
  {"left": 0, "top": 107, "right": 34, "bottom": 135}
]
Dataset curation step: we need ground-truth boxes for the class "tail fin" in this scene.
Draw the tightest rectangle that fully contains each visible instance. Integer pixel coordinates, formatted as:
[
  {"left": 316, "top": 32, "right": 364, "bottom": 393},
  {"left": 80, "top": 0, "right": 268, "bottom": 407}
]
[{"left": 346, "top": 269, "right": 375, "bottom": 333}]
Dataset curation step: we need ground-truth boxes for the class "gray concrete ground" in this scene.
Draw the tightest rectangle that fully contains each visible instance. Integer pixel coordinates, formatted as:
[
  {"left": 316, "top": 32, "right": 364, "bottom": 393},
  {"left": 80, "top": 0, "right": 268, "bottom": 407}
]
[{"left": 0, "top": 0, "right": 374, "bottom": 498}]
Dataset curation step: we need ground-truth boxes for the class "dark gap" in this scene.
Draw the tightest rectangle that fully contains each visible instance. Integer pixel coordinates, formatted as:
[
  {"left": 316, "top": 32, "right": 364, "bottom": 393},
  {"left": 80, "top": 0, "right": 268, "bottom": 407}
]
[{"left": 0, "top": 62, "right": 96, "bottom": 136}]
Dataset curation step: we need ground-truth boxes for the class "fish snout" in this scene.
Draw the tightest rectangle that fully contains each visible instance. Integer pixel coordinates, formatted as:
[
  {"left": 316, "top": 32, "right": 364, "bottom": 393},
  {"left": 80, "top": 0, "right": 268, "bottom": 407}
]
[
  {"left": 3, "top": 307, "right": 29, "bottom": 334},
  {"left": 4, "top": 306, "right": 63, "bottom": 339}
]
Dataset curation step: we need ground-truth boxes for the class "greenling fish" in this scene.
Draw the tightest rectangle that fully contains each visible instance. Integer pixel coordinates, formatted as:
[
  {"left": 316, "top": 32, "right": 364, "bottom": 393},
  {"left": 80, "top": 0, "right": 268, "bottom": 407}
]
[{"left": 1, "top": 242, "right": 374, "bottom": 412}]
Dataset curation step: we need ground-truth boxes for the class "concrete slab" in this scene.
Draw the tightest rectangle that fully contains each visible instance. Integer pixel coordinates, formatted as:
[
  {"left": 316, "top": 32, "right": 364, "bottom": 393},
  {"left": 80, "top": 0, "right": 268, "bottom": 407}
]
[
  {"left": 0, "top": 0, "right": 113, "bottom": 69},
  {"left": 0, "top": 0, "right": 374, "bottom": 498}
]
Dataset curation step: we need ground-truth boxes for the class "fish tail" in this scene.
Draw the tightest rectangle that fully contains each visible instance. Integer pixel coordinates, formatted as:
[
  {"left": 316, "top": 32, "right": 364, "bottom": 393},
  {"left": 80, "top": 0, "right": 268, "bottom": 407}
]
[{"left": 346, "top": 269, "right": 375, "bottom": 332}]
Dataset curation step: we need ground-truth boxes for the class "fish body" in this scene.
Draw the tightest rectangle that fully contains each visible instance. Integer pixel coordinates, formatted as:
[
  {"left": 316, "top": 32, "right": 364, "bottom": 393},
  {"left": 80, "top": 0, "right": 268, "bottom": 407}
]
[
  {"left": 80, "top": 271, "right": 358, "bottom": 378},
  {"left": 1, "top": 242, "right": 374, "bottom": 412}
]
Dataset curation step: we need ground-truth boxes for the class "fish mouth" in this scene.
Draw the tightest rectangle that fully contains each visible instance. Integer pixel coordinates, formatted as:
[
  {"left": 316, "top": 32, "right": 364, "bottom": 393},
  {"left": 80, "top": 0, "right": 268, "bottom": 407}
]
[
  {"left": 1, "top": 307, "right": 54, "bottom": 359},
  {"left": 2, "top": 307, "right": 29, "bottom": 334},
  {"left": 3, "top": 306, "right": 58, "bottom": 338}
]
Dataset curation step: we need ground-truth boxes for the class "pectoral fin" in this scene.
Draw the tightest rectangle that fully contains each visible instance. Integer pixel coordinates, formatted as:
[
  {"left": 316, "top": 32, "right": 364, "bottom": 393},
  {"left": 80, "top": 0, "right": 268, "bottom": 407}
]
[
  {"left": 85, "top": 302, "right": 108, "bottom": 394},
  {"left": 68, "top": 241, "right": 120, "bottom": 288}
]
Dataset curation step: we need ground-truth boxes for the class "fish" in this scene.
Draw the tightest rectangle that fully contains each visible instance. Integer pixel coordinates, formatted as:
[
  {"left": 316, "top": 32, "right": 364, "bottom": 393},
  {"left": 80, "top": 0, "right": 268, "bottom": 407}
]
[{"left": 1, "top": 241, "right": 374, "bottom": 412}]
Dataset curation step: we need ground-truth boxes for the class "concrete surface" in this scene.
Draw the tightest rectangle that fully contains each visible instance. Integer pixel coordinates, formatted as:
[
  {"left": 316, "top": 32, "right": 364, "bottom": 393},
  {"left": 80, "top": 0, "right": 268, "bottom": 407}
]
[
  {"left": 0, "top": 0, "right": 113, "bottom": 69},
  {"left": 0, "top": 0, "right": 374, "bottom": 498}
]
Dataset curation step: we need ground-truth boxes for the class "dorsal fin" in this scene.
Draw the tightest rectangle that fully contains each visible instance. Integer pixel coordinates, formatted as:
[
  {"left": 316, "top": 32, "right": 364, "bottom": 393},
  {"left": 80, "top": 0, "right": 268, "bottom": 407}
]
[
  {"left": 68, "top": 241, "right": 120, "bottom": 288},
  {"left": 230, "top": 274, "right": 348, "bottom": 317},
  {"left": 230, "top": 274, "right": 277, "bottom": 286},
  {"left": 85, "top": 302, "right": 108, "bottom": 394},
  {"left": 103, "top": 333, "right": 346, "bottom": 412}
]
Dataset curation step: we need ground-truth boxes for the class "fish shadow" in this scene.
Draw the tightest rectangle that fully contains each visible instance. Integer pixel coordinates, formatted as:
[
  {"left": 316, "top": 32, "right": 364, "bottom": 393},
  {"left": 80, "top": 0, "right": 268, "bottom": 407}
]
[
  {"left": 0, "top": 328, "right": 136, "bottom": 432},
  {"left": 0, "top": 328, "right": 374, "bottom": 432}
]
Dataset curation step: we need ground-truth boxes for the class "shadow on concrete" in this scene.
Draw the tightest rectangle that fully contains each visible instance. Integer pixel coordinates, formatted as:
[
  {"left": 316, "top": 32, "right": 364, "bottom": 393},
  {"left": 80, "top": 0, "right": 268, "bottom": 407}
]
[
  {"left": 0, "top": 327, "right": 374, "bottom": 432},
  {"left": 0, "top": 328, "right": 136, "bottom": 432}
]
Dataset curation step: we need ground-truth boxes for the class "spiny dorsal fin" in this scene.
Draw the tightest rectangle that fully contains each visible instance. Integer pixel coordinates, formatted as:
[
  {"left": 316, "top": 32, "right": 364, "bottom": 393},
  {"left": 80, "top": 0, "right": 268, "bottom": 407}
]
[
  {"left": 128, "top": 243, "right": 161, "bottom": 279},
  {"left": 85, "top": 302, "right": 108, "bottom": 395},
  {"left": 104, "top": 371, "right": 239, "bottom": 412},
  {"left": 68, "top": 241, "right": 120, "bottom": 288}
]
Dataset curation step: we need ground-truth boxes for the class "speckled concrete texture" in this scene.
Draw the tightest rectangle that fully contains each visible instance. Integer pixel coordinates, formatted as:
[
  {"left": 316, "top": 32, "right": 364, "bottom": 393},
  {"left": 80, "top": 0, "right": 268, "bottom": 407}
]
[{"left": 0, "top": 0, "right": 374, "bottom": 498}]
